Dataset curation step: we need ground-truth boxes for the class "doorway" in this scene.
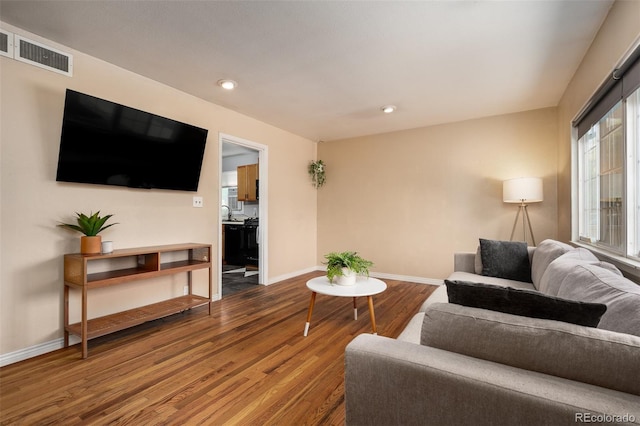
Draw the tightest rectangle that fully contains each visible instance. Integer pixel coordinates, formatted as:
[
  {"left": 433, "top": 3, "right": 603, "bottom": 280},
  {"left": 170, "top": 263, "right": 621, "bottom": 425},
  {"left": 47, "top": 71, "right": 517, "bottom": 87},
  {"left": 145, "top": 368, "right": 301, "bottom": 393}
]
[{"left": 219, "top": 133, "right": 268, "bottom": 298}]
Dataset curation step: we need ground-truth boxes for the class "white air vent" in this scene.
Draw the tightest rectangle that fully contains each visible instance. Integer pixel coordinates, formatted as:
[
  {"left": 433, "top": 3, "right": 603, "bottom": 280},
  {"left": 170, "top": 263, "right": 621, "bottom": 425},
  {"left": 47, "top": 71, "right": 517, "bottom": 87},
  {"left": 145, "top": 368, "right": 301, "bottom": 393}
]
[
  {"left": 0, "top": 29, "right": 14, "bottom": 58},
  {"left": 14, "top": 35, "right": 72, "bottom": 76}
]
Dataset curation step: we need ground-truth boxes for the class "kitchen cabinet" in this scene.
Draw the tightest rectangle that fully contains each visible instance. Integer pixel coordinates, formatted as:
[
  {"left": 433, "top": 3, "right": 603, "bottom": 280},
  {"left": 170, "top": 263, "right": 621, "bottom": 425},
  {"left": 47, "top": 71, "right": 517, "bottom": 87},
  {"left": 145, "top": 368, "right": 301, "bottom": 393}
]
[{"left": 237, "top": 163, "right": 259, "bottom": 201}]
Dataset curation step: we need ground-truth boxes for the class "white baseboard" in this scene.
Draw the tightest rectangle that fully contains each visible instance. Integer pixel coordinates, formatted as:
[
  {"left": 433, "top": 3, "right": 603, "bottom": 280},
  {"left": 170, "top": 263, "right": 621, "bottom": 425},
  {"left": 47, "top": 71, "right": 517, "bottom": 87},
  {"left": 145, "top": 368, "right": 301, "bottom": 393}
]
[
  {"left": 314, "top": 265, "right": 443, "bottom": 286},
  {"left": 369, "top": 271, "right": 444, "bottom": 286},
  {"left": 1, "top": 338, "right": 65, "bottom": 367},
  {"left": 267, "top": 266, "right": 319, "bottom": 285},
  {"left": 1, "top": 268, "right": 442, "bottom": 366},
  {"left": 266, "top": 265, "right": 443, "bottom": 287}
]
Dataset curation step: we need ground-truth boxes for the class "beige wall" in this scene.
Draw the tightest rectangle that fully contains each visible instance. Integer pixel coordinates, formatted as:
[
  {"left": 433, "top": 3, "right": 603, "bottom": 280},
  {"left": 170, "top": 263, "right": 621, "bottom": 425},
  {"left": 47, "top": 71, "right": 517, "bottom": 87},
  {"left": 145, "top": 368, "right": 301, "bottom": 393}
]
[
  {"left": 556, "top": 0, "right": 640, "bottom": 241},
  {"left": 0, "top": 23, "right": 318, "bottom": 356},
  {"left": 5, "top": 0, "right": 638, "bottom": 361},
  {"left": 318, "top": 108, "right": 558, "bottom": 281}
]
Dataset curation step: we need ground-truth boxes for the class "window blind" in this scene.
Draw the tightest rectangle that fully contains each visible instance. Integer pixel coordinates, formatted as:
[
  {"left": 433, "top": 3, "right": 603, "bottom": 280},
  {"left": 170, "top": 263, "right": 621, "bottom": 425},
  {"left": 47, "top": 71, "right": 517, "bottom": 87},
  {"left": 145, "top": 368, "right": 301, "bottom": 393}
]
[{"left": 574, "top": 45, "right": 640, "bottom": 138}]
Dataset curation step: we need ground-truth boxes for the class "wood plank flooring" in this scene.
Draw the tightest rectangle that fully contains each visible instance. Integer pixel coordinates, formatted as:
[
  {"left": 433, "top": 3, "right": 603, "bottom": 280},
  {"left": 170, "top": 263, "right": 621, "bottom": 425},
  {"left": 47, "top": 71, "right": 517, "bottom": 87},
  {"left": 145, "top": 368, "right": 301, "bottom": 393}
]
[{"left": 0, "top": 272, "right": 437, "bottom": 425}]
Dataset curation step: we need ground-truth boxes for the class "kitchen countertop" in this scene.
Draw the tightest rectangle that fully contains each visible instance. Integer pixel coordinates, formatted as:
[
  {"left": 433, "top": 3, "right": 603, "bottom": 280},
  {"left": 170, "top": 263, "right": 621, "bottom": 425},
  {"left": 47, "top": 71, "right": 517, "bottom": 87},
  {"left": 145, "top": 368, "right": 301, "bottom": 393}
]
[{"left": 222, "top": 219, "right": 259, "bottom": 225}]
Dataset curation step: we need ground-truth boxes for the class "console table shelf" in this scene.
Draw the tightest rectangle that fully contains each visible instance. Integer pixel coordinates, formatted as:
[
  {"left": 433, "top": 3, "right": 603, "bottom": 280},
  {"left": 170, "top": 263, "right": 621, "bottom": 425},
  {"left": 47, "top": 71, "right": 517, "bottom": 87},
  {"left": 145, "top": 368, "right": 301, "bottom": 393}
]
[
  {"left": 63, "top": 243, "right": 213, "bottom": 358},
  {"left": 65, "top": 294, "right": 210, "bottom": 340}
]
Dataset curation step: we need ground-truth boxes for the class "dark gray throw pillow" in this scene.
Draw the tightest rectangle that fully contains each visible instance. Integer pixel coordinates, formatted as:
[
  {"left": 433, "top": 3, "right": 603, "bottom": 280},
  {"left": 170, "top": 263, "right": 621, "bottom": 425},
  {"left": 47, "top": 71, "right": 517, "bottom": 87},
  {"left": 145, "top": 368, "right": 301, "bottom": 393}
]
[
  {"left": 479, "top": 238, "right": 532, "bottom": 282},
  {"left": 445, "top": 280, "right": 607, "bottom": 327}
]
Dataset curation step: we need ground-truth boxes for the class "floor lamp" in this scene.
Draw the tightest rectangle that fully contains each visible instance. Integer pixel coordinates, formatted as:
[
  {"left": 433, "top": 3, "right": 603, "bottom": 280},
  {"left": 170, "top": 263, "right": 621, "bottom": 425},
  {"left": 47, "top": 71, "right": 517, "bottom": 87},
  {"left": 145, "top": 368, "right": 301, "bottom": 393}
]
[{"left": 503, "top": 177, "right": 543, "bottom": 246}]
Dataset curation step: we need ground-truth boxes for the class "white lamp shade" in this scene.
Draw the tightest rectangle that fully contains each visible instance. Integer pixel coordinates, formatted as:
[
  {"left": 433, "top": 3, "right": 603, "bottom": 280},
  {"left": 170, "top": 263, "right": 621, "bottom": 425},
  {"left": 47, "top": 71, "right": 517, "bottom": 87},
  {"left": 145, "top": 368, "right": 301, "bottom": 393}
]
[{"left": 503, "top": 177, "right": 543, "bottom": 203}]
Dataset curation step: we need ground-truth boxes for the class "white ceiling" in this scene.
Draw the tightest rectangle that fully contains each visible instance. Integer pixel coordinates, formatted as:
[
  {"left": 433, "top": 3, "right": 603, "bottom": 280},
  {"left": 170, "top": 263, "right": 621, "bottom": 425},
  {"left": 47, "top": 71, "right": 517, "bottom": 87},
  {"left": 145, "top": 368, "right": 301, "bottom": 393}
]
[
  {"left": 221, "top": 141, "right": 257, "bottom": 158},
  {"left": 0, "top": 1, "right": 613, "bottom": 142}
]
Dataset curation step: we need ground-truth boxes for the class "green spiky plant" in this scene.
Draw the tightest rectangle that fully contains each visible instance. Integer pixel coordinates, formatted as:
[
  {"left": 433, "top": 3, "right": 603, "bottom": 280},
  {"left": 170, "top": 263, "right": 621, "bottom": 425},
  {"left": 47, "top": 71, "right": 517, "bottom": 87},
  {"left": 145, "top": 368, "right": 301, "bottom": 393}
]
[
  {"left": 57, "top": 211, "right": 117, "bottom": 236},
  {"left": 324, "top": 251, "right": 374, "bottom": 283}
]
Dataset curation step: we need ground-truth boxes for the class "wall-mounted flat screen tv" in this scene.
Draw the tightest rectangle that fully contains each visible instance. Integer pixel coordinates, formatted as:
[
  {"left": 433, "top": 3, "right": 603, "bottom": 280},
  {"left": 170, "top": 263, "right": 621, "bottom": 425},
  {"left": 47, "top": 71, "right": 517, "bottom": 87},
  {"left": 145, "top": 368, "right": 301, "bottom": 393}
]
[{"left": 56, "top": 89, "right": 208, "bottom": 191}]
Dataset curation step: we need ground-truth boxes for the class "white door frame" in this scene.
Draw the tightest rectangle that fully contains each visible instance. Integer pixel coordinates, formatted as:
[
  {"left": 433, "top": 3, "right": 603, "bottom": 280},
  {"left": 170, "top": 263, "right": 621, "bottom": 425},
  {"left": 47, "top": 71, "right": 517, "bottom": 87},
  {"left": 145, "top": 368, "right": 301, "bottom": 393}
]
[{"left": 218, "top": 133, "right": 269, "bottom": 297}]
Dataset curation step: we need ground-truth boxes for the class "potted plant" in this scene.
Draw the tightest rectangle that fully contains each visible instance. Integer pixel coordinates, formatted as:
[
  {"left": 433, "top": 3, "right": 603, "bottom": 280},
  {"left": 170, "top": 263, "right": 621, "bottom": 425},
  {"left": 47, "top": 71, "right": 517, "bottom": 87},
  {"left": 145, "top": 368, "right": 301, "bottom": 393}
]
[
  {"left": 308, "top": 160, "right": 326, "bottom": 188},
  {"left": 324, "top": 251, "right": 374, "bottom": 286},
  {"left": 58, "top": 211, "right": 117, "bottom": 254}
]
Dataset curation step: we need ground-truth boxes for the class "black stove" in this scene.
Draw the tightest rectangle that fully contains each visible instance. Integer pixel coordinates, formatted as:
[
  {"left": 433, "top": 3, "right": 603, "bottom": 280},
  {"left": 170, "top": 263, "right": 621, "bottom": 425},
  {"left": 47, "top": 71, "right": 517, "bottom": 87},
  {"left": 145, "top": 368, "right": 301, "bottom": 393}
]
[
  {"left": 244, "top": 218, "right": 259, "bottom": 226},
  {"left": 244, "top": 218, "right": 259, "bottom": 268}
]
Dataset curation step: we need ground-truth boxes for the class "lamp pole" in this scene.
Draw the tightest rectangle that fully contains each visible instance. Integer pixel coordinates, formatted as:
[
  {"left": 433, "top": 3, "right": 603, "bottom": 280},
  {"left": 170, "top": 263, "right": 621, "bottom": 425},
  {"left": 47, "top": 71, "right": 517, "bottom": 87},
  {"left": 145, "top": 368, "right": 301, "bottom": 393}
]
[{"left": 509, "top": 200, "right": 536, "bottom": 246}]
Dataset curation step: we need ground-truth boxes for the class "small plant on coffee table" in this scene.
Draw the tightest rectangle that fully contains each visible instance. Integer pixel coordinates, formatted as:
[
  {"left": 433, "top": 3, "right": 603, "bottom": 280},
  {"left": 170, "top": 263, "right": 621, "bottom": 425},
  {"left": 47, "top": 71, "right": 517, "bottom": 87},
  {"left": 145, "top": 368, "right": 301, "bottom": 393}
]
[{"left": 324, "top": 251, "right": 373, "bottom": 283}]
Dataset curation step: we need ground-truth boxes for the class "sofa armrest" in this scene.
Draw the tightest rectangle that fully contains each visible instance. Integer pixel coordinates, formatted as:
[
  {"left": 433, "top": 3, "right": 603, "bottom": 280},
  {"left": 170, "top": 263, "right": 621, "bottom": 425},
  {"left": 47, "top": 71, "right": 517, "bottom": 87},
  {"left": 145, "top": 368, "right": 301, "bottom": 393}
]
[
  {"left": 454, "top": 252, "right": 476, "bottom": 273},
  {"left": 345, "top": 334, "right": 640, "bottom": 426}
]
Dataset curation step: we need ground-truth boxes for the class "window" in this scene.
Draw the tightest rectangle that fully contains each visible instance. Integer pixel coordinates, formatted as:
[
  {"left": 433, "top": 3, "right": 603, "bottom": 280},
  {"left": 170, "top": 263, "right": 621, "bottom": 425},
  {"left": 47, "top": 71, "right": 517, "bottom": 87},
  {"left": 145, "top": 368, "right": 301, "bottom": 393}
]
[
  {"left": 221, "top": 186, "right": 242, "bottom": 212},
  {"left": 628, "top": 89, "right": 640, "bottom": 257},
  {"left": 575, "top": 48, "right": 640, "bottom": 262},
  {"left": 578, "top": 101, "right": 625, "bottom": 251}
]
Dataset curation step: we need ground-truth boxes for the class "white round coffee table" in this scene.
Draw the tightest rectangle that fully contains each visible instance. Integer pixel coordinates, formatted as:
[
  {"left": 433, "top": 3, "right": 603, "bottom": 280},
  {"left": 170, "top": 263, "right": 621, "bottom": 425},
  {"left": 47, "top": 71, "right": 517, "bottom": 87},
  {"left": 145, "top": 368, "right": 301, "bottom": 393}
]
[{"left": 303, "top": 275, "right": 387, "bottom": 336}]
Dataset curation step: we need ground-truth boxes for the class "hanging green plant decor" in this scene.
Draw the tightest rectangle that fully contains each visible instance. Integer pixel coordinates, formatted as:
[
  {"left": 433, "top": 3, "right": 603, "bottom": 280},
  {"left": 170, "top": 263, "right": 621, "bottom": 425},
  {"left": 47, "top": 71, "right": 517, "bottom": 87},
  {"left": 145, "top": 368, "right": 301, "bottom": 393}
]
[{"left": 308, "top": 160, "right": 326, "bottom": 188}]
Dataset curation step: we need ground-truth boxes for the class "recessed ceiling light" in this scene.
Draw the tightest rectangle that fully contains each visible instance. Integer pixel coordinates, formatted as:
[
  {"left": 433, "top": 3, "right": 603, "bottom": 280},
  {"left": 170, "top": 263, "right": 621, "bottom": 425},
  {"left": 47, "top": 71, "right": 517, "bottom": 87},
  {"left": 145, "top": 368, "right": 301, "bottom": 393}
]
[
  {"left": 381, "top": 105, "right": 396, "bottom": 113},
  {"left": 217, "top": 79, "right": 237, "bottom": 90}
]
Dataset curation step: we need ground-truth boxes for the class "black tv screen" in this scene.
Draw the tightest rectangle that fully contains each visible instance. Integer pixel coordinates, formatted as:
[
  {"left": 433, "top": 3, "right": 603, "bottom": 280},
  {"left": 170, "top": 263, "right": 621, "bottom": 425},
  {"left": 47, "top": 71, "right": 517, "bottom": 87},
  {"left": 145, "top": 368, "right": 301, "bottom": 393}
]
[{"left": 56, "top": 89, "right": 208, "bottom": 191}]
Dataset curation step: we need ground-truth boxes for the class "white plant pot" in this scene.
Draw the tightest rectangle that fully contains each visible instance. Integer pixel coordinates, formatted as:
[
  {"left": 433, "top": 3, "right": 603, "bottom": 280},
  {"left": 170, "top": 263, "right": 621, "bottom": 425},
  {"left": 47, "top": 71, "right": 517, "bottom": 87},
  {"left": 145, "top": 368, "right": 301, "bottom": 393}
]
[{"left": 336, "top": 268, "right": 357, "bottom": 286}]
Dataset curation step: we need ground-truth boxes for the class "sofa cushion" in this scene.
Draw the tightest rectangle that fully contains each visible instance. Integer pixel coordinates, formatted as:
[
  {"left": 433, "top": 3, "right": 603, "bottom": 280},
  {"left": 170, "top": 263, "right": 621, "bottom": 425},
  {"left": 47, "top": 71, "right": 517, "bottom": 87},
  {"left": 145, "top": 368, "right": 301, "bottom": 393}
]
[
  {"left": 421, "top": 272, "right": 535, "bottom": 313},
  {"left": 530, "top": 239, "right": 573, "bottom": 289},
  {"left": 479, "top": 239, "right": 531, "bottom": 282},
  {"left": 420, "top": 303, "right": 640, "bottom": 396},
  {"left": 418, "top": 274, "right": 536, "bottom": 314},
  {"left": 418, "top": 285, "right": 449, "bottom": 312},
  {"left": 396, "top": 312, "right": 424, "bottom": 344},
  {"left": 474, "top": 246, "right": 483, "bottom": 274},
  {"left": 557, "top": 263, "right": 640, "bottom": 337},
  {"left": 445, "top": 280, "right": 607, "bottom": 327},
  {"left": 446, "top": 271, "right": 536, "bottom": 290},
  {"left": 538, "top": 248, "right": 623, "bottom": 296}
]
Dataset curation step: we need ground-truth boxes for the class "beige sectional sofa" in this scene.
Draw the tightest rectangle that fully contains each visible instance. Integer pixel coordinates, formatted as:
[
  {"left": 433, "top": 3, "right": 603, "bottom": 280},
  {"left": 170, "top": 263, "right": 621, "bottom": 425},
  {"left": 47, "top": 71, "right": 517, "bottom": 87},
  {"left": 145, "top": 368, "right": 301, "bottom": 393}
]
[{"left": 345, "top": 240, "right": 640, "bottom": 426}]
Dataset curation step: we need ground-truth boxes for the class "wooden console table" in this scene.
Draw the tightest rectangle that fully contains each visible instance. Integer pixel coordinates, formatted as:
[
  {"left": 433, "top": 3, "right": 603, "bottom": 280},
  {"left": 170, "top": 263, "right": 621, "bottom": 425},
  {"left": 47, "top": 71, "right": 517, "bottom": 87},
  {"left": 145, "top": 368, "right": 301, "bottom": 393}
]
[{"left": 63, "top": 243, "right": 212, "bottom": 358}]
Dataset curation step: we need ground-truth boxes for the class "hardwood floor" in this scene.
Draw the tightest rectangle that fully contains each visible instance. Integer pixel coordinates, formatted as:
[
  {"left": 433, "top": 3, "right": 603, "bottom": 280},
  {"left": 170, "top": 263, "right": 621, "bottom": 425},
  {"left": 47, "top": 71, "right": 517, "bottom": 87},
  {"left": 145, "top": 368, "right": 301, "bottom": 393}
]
[{"left": 0, "top": 272, "right": 437, "bottom": 425}]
